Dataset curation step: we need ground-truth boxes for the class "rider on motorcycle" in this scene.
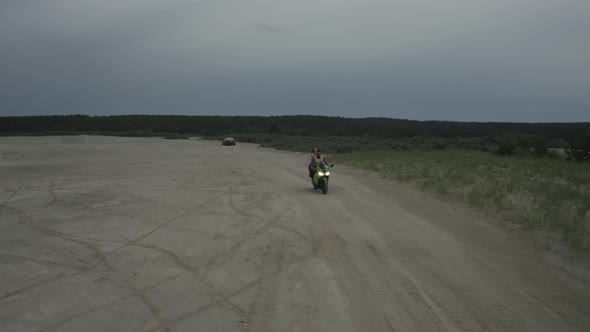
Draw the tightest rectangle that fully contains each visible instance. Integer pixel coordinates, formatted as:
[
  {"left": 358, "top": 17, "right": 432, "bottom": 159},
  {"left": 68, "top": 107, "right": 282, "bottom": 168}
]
[{"left": 309, "top": 148, "right": 329, "bottom": 177}]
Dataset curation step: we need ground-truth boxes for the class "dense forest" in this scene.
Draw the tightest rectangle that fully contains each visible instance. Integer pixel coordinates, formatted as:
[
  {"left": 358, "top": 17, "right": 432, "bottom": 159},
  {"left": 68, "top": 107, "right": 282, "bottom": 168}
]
[{"left": 1, "top": 115, "right": 588, "bottom": 142}]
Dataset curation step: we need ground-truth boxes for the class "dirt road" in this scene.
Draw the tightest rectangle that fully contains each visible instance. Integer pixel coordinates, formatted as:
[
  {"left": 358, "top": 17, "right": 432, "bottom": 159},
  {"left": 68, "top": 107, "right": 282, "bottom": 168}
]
[{"left": 1, "top": 136, "right": 589, "bottom": 331}]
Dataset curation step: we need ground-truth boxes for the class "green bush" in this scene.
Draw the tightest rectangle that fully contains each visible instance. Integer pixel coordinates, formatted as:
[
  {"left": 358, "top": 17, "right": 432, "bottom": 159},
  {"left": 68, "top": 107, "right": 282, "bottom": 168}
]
[
  {"left": 533, "top": 138, "right": 548, "bottom": 157},
  {"left": 495, "top": 137, "right": 517, "bottom": 156},
  {"left": 567, "top": 129, "right": 590, "bottom": 161}
]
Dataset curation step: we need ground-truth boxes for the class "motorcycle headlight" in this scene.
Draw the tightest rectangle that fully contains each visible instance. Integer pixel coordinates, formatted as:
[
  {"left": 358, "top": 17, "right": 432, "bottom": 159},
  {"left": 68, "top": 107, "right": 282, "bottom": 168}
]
[
  {"left": 318, "top": 172, "right": 325, "bottom": 176},
  {"left": 325, "top": 172, "right": 330, "bottom": 176}
]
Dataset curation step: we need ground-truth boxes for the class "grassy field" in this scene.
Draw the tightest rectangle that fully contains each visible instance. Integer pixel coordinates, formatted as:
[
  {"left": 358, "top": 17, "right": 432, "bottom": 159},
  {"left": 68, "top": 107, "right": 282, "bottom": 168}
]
[{"left": 334, "top": 150, "right": 590, "bottom": 249}]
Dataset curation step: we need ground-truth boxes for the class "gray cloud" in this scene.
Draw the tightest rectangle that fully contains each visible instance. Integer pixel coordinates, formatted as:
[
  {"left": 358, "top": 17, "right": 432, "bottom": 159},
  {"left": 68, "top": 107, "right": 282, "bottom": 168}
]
[
  {"left": 0, "top": 0, "right": 589, "bottom": 121},
  {"left": 249, "top": 21, "right": 284, "bottom": 34}
]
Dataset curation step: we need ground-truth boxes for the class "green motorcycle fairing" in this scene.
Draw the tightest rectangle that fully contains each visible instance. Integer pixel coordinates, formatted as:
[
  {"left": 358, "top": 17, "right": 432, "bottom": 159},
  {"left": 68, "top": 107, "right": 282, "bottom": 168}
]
[{"left": 312, "top": 163, "right": 331, "bottom": 187}]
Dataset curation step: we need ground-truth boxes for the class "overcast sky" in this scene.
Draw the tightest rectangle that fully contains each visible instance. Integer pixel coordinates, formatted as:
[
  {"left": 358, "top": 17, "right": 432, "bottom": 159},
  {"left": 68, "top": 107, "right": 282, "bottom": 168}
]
[{"left": 1, "top": 0, "right": 589, "bottom": 121}]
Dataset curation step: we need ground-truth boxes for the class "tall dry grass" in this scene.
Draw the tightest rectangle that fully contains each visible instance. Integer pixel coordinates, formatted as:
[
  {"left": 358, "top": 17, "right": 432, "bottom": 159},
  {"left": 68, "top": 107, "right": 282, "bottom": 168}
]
[{"left": 335, "top": 150, "right": 590, "bottom": 249}]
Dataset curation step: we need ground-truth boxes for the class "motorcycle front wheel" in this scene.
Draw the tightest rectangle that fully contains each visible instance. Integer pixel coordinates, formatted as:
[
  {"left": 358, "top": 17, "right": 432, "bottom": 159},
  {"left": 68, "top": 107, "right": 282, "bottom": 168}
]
[{"left": 320, "top": 178, "right": 328, "bottom": 194}]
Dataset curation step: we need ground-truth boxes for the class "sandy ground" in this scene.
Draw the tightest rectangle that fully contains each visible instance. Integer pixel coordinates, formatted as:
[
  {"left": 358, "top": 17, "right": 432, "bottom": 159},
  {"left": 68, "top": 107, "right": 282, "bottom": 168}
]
[{"left": 0, "top": 136, "right": 589, "bottom": 332}]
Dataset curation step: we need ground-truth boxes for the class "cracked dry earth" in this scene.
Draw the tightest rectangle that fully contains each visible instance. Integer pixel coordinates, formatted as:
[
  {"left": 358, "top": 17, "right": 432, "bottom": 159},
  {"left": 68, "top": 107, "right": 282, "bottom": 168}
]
[{"left": 1, "top": 136, "right": 589, "bottom": 332}]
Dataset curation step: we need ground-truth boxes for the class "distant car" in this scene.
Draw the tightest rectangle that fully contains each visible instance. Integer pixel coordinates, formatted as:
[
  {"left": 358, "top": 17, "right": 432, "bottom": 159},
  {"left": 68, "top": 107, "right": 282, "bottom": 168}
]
[{"left": 222, "top": 137, "right": 236, "bottom": 146}]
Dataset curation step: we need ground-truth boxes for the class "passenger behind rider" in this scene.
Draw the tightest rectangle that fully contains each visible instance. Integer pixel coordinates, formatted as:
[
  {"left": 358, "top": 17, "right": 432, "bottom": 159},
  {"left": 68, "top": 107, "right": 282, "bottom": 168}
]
[{"left": 308, "top": 147, "right": 318, "bottom": 177}]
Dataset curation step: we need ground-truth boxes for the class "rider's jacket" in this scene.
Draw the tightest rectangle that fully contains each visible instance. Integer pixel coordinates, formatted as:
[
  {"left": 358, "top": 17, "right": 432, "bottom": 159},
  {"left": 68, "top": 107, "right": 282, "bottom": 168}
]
[{"left": 311, "top": 154, "right": 326, "bottom": 167}]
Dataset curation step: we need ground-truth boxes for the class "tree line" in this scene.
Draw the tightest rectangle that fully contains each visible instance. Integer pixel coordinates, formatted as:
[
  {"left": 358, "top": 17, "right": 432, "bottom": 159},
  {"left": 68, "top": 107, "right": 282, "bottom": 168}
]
[{"left": 1, "top": 115, "right": 588, "bottom": 142}]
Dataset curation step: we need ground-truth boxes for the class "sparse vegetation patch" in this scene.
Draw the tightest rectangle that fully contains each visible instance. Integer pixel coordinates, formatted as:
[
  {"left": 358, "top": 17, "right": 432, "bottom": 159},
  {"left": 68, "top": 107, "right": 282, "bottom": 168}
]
[{"left": 334, "top": 150, "right": 590, "bottom": 249}]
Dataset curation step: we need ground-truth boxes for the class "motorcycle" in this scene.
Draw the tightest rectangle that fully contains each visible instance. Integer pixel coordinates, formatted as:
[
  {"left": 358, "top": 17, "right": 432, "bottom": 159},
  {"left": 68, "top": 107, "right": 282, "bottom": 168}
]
[{"left": 311, "top": 162, "right": 334, "bottom": 194}]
